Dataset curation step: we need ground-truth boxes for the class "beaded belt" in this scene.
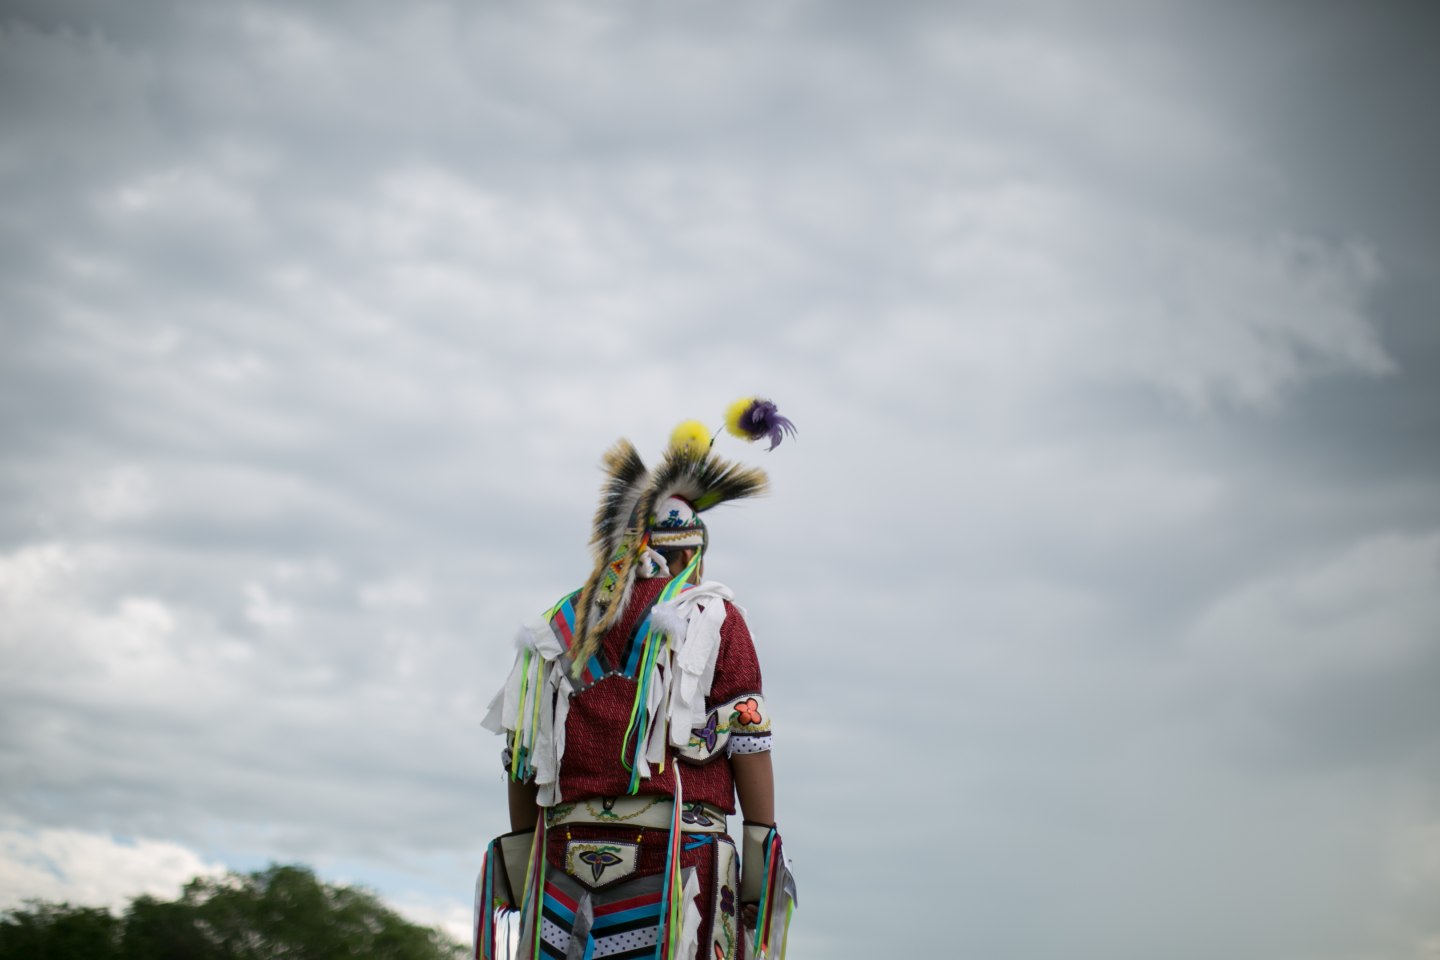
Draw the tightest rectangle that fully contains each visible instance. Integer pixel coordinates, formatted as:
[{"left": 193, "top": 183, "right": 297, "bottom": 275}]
[{"left": 545, "top": 796, "right": 729, "bottom": 834}]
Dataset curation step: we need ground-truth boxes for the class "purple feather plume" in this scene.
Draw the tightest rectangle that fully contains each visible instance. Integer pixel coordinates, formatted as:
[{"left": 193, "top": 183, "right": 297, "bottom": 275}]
[{"left": 740, "top": 399, "right": 797, "bottom": 451}]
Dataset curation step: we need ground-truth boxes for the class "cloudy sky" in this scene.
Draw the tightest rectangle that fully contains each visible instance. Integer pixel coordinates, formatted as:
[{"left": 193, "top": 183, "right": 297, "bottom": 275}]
[{"left": 2, "top": 0, "right": 1438, "bottom": 955}]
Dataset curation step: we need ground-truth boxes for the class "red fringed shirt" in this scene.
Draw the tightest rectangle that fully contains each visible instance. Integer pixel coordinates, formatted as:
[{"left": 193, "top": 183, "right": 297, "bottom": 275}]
[{"left": 555, "top": 577, "right": 770, "bottom": 813}]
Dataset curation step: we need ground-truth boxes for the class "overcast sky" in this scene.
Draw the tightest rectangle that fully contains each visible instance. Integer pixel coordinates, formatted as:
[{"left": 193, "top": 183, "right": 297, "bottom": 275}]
[{"left": 2, "top": 1, "right": 1438, "bottom": 956}]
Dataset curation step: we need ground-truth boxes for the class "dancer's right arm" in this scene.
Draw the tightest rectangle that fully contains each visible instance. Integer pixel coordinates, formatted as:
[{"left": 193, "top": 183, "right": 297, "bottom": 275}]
[{"left": 508, "top": 779, "right": 539, "bottom": 831}]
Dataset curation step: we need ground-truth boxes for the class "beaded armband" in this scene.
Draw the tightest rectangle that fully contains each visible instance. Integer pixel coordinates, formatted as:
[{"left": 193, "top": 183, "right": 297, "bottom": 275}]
[{"left": 677, "top": 691, "right": 772, "bottom": 763}]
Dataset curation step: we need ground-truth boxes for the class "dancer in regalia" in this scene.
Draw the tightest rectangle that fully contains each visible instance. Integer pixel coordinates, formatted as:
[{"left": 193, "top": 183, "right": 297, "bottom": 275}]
[{"left": 476, "top": 399, "right": 798, "bottom": 960}]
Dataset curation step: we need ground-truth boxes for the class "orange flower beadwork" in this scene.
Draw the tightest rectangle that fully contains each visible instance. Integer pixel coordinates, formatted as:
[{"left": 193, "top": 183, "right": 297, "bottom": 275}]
[{"left": 733, "top": 697, "right": 763, "bottom": 727}]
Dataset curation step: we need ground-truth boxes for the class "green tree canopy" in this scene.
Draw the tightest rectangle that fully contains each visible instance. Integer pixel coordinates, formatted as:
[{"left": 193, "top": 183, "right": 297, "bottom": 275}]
[{"left": 0, "top": 864, "right": 466, "bottom": 960}]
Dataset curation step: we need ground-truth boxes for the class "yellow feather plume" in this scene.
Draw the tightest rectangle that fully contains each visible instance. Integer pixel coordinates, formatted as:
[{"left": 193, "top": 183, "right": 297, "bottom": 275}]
[
  {"left": 724, "top": 396, "right": 757, "bottom": 440},
  {"left": 668, "top": 419, "right": 712, "bottom": 458}
]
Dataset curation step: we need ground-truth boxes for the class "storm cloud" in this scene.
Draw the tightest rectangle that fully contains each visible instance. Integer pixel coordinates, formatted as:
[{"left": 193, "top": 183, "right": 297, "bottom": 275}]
[{"left": 2, "top": 1, "right": 1437, "bottom": 955}]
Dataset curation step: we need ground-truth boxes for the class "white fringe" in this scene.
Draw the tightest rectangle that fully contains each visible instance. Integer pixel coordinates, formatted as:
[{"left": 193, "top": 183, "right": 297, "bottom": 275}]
[{"left": 674, "top": 869, "right": 703, "bottom": 960}]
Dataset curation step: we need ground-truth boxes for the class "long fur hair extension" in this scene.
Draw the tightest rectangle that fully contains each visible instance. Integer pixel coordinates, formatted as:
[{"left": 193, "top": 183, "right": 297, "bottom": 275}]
[
  {"left": 569, "top": 441, "right": 651, "bottom": 676},
  {"left": 589, "top": 440, "right": 650, "bottom": 564}
]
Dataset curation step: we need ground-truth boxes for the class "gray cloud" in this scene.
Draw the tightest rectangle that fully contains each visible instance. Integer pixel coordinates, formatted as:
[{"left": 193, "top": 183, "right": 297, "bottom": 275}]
[{"left": 2, "top": 0, "right": 1438, "bottom": 956}]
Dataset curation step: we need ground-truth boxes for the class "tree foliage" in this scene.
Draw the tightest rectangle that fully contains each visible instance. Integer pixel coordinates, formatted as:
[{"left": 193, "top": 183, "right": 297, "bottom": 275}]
[{"left": 0, "top": 864, "right": 467, "bottom": 960}]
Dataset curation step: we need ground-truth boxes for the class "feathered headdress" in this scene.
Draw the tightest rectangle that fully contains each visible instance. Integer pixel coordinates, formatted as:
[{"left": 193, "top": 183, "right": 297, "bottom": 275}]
[
  {"left": 632, "top": 444, "right": 769, "bottom": 549},
  {"left": 567, "top": 399, "right": 794, "bottom": 675}
]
